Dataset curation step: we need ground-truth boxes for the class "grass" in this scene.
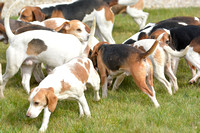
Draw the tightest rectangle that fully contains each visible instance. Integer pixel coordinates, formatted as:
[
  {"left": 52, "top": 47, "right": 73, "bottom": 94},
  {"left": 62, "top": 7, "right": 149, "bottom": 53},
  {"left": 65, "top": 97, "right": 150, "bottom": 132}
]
[{"left": 1, "top": 7, "right": 200, "bottom": 133}]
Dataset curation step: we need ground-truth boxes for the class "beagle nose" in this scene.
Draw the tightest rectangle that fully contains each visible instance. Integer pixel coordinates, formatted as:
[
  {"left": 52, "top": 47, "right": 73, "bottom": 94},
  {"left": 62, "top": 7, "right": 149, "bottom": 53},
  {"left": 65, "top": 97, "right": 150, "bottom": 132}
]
[{"left": 26, "top": 112, "right": 31, "bottom": 117}]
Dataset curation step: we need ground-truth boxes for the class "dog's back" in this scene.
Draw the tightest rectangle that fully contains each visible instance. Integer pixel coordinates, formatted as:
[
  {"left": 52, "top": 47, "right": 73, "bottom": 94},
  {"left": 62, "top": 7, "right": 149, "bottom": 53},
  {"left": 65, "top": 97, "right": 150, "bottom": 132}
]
[{"left": 170, "top": 25, "right": 200, "bottom": 51}]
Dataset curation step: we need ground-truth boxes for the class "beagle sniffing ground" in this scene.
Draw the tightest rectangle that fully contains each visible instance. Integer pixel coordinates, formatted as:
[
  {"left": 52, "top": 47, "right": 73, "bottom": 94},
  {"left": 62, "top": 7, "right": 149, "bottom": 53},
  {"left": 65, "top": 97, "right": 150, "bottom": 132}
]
[
  {"left": 26, "top": 18, "right": 99, "bottom": 132},
  {"left": 0, "top": 0, "right": 94, "bottom": 98}
]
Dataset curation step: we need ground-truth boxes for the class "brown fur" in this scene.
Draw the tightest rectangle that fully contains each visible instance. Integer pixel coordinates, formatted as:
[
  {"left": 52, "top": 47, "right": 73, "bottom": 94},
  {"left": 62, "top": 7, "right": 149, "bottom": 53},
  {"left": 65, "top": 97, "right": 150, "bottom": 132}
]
[
  {"left": 18, "top": 7, "right": 45, "bottom": 22},
  {"left": 26, "top": 39, "right": 47, "bottom": 56},
  {"left": 70, "top": 63, "right": 89, "bottom": 84},
  {"left": 32, "top": 87, "right": 57, "bottom": 112},
  {"left": 51, "top": 10, "right": 65, "bottom": 18},
  {"left": 190, "top": 36, "right": 200, "bottom": 54},
  {"left": 0, "top": 2, "right": 4, "bottom": 19},
  {"left": 130, "top": 0, "right": 144, "bottom": 10},
  {"left": 43, "top": 20, "right": 58, "bottom": 29},
  {"left": 97, "top": 6, "right": 114, "bottom": 23},
  {"left": 90, "top": 40, "right": 160, "bottom": 97},
  {"left": 60, "top": 80, "right": 71, "bottom": 94}
]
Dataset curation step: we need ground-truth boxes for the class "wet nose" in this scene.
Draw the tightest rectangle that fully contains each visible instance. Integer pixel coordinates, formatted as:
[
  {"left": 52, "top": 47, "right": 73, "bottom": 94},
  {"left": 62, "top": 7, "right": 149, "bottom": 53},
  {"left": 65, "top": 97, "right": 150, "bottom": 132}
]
[{"left": 26, "top": 112, "right": 31, "bottom": 117}]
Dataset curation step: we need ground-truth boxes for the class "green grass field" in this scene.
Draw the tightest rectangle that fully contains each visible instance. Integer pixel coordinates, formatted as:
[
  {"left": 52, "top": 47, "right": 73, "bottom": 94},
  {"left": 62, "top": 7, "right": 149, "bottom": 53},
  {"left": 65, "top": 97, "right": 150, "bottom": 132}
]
[{"left": 0, "top": 7, "right": 200, "bottom": 133}]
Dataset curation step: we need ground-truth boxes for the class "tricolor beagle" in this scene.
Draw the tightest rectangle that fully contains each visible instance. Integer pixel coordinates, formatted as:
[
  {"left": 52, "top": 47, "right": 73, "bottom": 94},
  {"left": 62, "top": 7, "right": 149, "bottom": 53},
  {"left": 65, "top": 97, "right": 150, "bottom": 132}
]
[
  {"left": 18, "top": 0, "right": 139, "bottom": 43},
  {"left": 0, "top": 0, "right": 95, "bottom": 98},
  {"left": 90, "top": 34, "right": 165, "bottom": 107},
  {"left": 26, "top": 18, "right": 99, "bottom": 132},
  {"left": 155, "top": 25, "right": 200, "bottom": 84}
]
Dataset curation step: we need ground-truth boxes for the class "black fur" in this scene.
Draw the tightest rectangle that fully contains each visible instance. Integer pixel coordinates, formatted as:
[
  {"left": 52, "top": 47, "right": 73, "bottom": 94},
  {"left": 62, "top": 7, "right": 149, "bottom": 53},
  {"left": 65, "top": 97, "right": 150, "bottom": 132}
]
[
  {"left": 149, "top": 20, "right": 186, "bottom": 35},
  {"left": 123, "top": 39, "right": 136, "bottom": 44},
  {"left": 99, "top": 44, "right": 141, "bottom": 71},
  {"left": 169, "top": 25, "right": 200, "bottom": 51},
  {"left": 158, "top": 16, "right": 200, "bottom": 25},
  {"left": 41, "top": 0, "right": 111, "bottom": 20}
]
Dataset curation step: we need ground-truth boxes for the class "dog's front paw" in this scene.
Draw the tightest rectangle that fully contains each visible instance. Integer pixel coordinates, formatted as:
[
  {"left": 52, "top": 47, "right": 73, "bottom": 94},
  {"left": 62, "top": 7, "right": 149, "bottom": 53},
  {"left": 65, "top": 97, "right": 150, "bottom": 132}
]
[{"left": 39, "top": 125, "right": 48, "bottom": 133}]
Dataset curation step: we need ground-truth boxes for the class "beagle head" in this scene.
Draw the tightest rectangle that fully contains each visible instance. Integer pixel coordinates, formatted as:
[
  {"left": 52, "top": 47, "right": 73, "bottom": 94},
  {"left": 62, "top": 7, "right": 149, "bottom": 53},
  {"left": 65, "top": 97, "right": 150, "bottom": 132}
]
[
  {"left": 26, "top": 87, "right": 58, "bottom": 118},
  {"left": 90, "top": 42, "right": 109, "bottom": 67},
  {"left": 55, "top": 20, "right": 90, "bottom": 42},
  {"left": 18, "top": 6, "right": 45, "bottom": 22},
  {"left": 149, "top": 29, "right": 170, "bottom": 46}
]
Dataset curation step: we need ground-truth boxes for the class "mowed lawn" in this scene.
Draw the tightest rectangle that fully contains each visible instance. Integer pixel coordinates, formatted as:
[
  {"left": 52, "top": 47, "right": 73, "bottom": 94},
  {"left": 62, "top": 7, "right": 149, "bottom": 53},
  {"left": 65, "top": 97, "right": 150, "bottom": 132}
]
[{"left": 0, "top": 7, "right": 200, "bottom": 133}]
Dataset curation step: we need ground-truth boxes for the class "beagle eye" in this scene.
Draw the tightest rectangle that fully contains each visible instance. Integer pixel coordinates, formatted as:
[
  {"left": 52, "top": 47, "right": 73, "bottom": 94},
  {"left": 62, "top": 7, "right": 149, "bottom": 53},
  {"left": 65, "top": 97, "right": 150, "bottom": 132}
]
[
  {"left": 77, "top": 28, "right": 82, "bottom": 32},
  {"left": 34, "top": 102, "right": 39, "bottom": 106},
  {"left": 21, "top": 15, "right": 26, "bottom": 19},
  {"left": 151, "top": 36, "right": 155, "bottom": 39},
  {"left": 165, "top": 40, "right": 169, "bottom": 44}
]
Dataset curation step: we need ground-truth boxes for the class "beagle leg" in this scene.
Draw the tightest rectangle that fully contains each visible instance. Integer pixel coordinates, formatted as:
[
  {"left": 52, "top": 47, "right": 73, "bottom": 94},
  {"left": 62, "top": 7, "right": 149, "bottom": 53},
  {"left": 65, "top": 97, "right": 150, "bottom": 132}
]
[
  {"left": 87, "top": 68, "right": 100, "bottom": 101},
  {"left": 0, "top": 49, "right": 24, "bottom": 98},
  {"left": 39, "top": 106, "right": 51, "bottom": 133},
  {"left": 184, "top": 58, "right": 196, "bottom": 78},
  {"left": 112, "top": 73, "right": 126, "bottom": 91},
  {"left": 165, "top": 65, "right": 178, "bottom": 93},
  {"left": 78, "top": 94, "right": 91, "bottom": 117},
  {"left": 21, "top": 64, "right": 35, "bottom": 94},
  {"left": 78, "top": 102, "right": 84, "bottom": 117},
  {"left": 130, "top": 61, "right": 159, "bottom": 107},
  {"left": 96, "top": 10, "right": 115, "bottom": 43},
  {"left": 185, "top": 51, "right": 200, "bottom": 84},
  {"left": 126, "top": 7, "right": 149, "bottom": 29},
  {"left": 33, "top": 63, "right": 45, "bottom": 83},
  {"left": 171, "top": 57, "right": 179, "bottom": 75}
]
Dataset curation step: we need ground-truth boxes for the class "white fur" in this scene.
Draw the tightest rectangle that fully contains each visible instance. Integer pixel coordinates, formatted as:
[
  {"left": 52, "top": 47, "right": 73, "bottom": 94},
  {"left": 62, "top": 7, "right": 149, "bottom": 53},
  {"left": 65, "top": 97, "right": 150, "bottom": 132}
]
[
  {"left": 0, "top": 0, "right": 92, "bottom": 97},
  {"left": 126, "top": 5, "right": 149, "bottom": 29},
  {"left": 27, "top": 57, "right": 100, "bottom": 132}
]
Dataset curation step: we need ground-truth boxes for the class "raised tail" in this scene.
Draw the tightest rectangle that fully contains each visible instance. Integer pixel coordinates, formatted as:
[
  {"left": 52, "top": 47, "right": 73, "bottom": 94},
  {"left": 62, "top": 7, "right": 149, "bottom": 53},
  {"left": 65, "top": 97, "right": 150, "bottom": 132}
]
[
  {"left": 140, "top": 33, "right": 164, "bottom": 59},
  {"left": 82, "top": 17, "right": 96, "bottom": 57},
  {"left": 163, "top": 45, "right": 189, "bottom": 57},
  {"left": 4, "top": 0, "right": 21, "bottom": 41}
]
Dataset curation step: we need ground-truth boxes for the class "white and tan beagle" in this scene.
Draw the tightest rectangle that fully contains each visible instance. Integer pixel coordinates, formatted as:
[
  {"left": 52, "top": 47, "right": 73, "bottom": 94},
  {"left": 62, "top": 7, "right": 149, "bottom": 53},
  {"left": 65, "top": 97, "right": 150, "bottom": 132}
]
[
  {"left": 26, "top": 16, "right": 99, "bottom": 132},
  {"left": 0, "top": 0, "right": 95, "bottom": 98}
]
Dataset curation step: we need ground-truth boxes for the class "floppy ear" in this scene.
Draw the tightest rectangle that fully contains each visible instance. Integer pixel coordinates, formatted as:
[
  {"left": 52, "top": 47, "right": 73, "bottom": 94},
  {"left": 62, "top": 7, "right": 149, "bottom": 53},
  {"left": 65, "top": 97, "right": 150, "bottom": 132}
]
[
  {"left": 55, "top": 21, "right": 70, "bottom": 32},
  {"left": 0, "top": 2, "right": 4, "bottom": 18},
  {"left": 46, "top": 87, "right": 58, "bottom": 112},
  {"left": 33, "top": 7, "right": 45, "bottom": 22}
]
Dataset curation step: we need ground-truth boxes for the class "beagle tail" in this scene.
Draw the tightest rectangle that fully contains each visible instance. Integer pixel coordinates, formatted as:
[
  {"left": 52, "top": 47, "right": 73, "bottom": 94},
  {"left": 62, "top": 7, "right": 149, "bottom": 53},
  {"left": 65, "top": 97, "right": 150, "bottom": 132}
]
[
  {"left": 4, "top": 0, "right": 22, "bottom": 41},
  {"left": 163, "top": 45, "right": 189, "bottom": 57},
  {"left": 0, "top": 63, "right": 2, "bottom": 85},
  {"left": 140, "top": 33, "right": 164, "bottom": 59},
  {"left": 82, "top": 17, "right": 96, "bottom": 57}
]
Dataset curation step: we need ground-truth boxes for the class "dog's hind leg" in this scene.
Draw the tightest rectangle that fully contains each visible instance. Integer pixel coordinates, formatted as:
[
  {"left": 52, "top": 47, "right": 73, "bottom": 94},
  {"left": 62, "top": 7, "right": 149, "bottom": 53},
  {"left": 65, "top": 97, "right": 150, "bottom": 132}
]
[
  {"left": 130, "top": 60, "right": 159, "bottom": 107},
  {"left": 95, "top": 8, "right": 115, "bottom": 44},
  {"left": 0, "top": 48, "right": 24, "bottom": 98},
  {"left": 87, "top": 66, "right": 101, "bottom": 101},
  {"left": 112, "top": 73, "right": 126, "bottom": 91},
  {"left": 21, "top": 63, "right": 35, "bottom": 94}
]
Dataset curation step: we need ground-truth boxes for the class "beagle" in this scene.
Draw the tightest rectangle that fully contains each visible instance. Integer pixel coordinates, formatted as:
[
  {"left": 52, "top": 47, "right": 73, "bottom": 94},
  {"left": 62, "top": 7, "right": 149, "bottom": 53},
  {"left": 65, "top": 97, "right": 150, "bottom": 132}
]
[
  {"left": 112, "top": 0, "right": 149, "bottom": 29},
  {"left": 26, "top": 18, "right": 100, "bottom": 132},
  {"left": 17, "top": 0, "right": 139, "bottom": 43},
  {"left": 0, "top": 0, "right": 94, "bottom": 98},
  {"left": 90, "top": 34, "right": 165, "bottom": 107},
  {"left": 156, "top": 25, "right": 200, "bottom": 84}
]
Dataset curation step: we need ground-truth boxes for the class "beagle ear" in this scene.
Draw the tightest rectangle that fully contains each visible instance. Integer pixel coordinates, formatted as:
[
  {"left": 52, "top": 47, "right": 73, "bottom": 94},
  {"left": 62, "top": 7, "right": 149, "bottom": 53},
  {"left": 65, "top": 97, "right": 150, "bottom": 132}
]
[
  {"left": 55, "top": 22, "right": 70, "bottom": 32},
  {"left": 0, "top": 2, "right": 4, "bottom": 18},
  {"left": 33, "top": 7, "right": 45, "bottom": 22},
  {"left": 46, "top": 87, "right": 58, "bottom": 112}
]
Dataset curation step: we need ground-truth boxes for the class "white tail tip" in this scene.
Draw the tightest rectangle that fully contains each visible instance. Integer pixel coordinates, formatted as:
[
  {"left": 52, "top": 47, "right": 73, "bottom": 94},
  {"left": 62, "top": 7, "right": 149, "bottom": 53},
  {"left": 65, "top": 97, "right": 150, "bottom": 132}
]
[{"left": 157, "top": 33, "right": 165, "bottom": 41}]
